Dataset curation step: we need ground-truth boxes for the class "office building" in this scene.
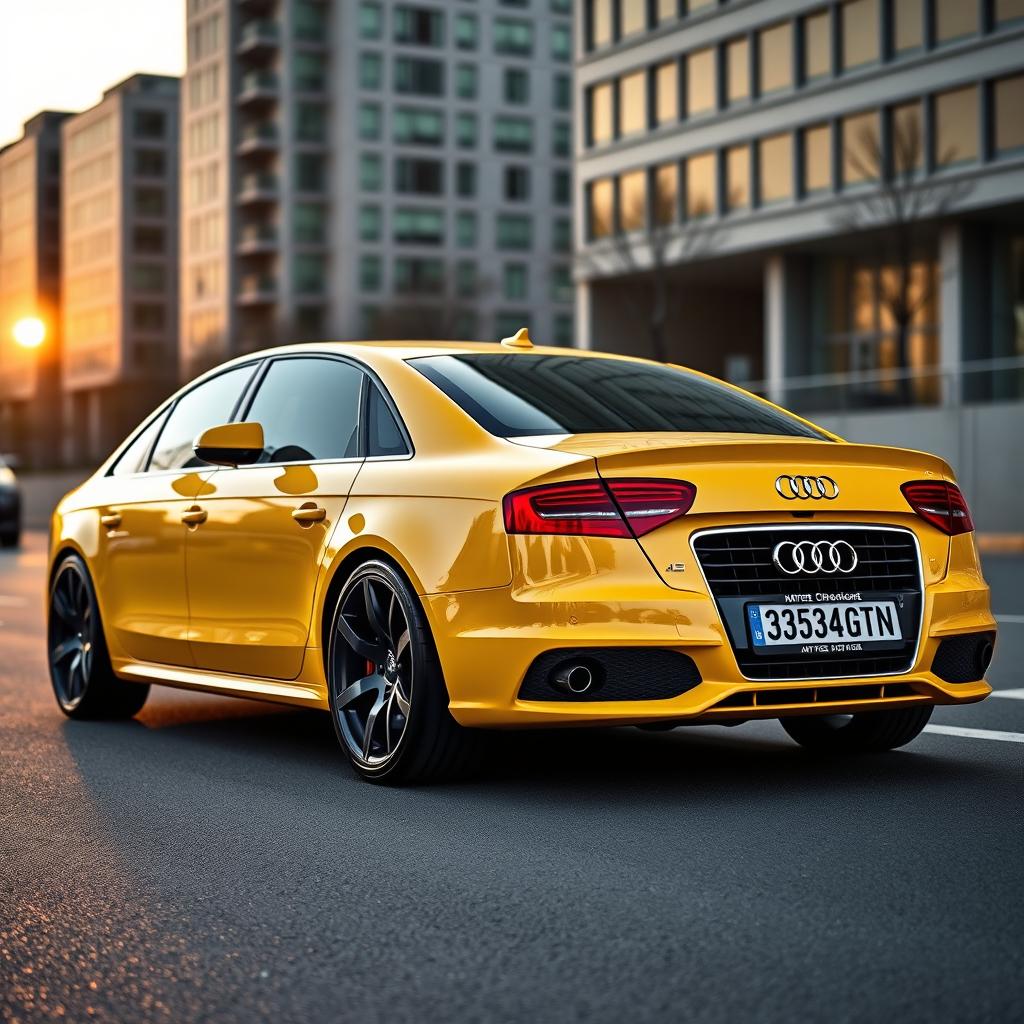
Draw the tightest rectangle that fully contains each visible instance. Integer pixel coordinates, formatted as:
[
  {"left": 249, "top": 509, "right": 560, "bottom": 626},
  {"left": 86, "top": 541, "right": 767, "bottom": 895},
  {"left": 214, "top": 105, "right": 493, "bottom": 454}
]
[
  {"left": 61, "top": 74, "right": 181, "bottom": 465},
  {"left": 0, "top": 112, "right": 70, "bottom": 468},
  {"left": 575, "top": 0, "right": 1024, "bottom": 416},
  {"left": 181, "top": 0, "right": 575, "bottom": 380}
]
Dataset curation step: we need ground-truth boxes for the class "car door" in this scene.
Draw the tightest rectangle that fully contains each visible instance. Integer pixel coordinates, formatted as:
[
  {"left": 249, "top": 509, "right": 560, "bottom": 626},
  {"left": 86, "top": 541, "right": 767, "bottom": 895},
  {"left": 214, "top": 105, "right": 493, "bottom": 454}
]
[
  {"left": 96, "top": 362, "right": 258, "bottom": 667},
  {"left": 185, "top": 355, "right": 366, "bottom": 680}
]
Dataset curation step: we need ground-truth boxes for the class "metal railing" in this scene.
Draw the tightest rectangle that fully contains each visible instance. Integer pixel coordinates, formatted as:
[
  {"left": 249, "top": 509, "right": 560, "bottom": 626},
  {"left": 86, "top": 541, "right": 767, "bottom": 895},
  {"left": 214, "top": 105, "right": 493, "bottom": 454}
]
[{"left": 737, "top": 355, "right": 1024, "bottom": 415}]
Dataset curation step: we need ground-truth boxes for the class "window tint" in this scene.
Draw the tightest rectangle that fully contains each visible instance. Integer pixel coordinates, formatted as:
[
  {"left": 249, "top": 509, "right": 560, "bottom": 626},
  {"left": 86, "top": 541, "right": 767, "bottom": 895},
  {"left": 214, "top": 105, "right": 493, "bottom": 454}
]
[
  {"left": 366, "top": 385, "right": 410, "bottom": 456},
  {"left": 150, "top": 364, "right": 257, "bottom": 471},
  {"left": 412, "top": 355, "right": 827, "bottom": 439},
  {"left": 245, "top": 358, "right": 364, "bottom": 463},
  {"left": 111, "top": 407, "right": 170, "bottom": 476}
]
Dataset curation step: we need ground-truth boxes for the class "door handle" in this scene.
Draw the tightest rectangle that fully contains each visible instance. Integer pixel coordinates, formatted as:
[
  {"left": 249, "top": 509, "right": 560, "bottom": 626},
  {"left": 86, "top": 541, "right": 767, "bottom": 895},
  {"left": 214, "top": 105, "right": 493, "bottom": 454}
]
[
  {"left": 181, "top": 505, "right": 208, "bottom": 526},
  {"left": 291, "top": 504, "right": 327, "bottom": 524},
  {"left": 100, "top": 512, "right": 122, "bottom": 529}
]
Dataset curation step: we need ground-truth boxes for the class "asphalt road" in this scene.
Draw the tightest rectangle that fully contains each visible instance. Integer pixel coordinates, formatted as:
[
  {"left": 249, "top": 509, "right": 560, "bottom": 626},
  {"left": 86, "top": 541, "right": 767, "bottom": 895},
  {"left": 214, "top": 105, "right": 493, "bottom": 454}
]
[{"left": 2, "top": 533, "right": 1022, "bottom": 1024}]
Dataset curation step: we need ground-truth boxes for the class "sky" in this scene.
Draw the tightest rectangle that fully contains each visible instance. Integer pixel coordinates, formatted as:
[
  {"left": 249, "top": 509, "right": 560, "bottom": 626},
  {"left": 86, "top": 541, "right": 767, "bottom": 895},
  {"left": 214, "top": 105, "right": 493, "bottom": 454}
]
[{"left": 0, "top": 0, "right": 185, "bottom": 147}]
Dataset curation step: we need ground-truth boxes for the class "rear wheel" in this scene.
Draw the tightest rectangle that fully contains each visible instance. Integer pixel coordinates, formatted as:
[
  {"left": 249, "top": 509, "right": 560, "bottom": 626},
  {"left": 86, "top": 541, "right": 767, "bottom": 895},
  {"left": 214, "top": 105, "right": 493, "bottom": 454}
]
[
  {"left": 326, "top": 559, "right": 481, "bottom": 785},
  {"left": 780, "top": 706, "right": 933, "bottom": 753},
  {"left": 1, "top": 530, "right": 18, "bottom": 548},
  {"left": 48, "top": 554, "right": 149, "bottom": 719}
]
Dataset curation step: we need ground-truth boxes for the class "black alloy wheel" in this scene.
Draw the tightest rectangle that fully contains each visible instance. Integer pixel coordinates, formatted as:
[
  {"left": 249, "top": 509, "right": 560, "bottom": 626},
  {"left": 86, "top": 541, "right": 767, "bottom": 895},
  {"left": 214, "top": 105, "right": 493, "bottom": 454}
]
[
  {"left": 327, "top": 559, "right": 481, "bottom": 784},
  {"left": 48, "top": 554, "right": 149, "bottom": 719}
]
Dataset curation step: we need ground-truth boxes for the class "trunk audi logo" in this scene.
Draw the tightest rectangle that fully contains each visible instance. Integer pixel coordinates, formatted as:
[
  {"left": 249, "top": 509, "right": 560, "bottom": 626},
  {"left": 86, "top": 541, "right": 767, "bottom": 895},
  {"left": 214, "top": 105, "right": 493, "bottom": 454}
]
[
  {"left": 775, "top": 474, "right": 840, "bottom": 500},
  {"left": 772, "top": 539, "right": 859, "bottom": 575}
]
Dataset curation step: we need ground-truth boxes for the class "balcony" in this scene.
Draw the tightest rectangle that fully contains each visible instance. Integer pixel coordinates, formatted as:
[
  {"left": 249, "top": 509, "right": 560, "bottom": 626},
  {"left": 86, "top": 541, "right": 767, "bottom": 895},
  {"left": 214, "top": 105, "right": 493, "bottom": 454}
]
[
  {"left": 236, "top": 122, "right": 278, "bottom": 156},
  {"left": 237, "top": 172, "right": 278, "bottom": 204},
  {"left": 237, "top": 20, "right": 279, "bottom": 58},
  {"left": 237, "top": 70, "right": 278, "bottom": 106},
  {"left": 237, "top": 274, "right": 276, "bottom": 305},
  {"left": 236, "top": 223, "right": 277, "bottom": 255}
]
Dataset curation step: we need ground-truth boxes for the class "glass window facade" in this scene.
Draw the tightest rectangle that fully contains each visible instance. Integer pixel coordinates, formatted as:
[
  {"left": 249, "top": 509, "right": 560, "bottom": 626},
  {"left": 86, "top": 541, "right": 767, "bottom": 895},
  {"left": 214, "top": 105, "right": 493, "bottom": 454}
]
[
  {"left": 726, "top": 145, "right": 750, "bottom": 211},
  {"left": 620, "top": 70, "right": 647, "bottom": 135},
  {"left": 591, "top": 0, "right": 613, "bottom": 48},
  {"left": 686, "top": 49, "right": 715, "bottom": 116},
  {"left": 759, "top": 134, "right": 792, "bottom": 204},
  {"left": 686, "top": 152, "right": 715, "bottom": 217},
  {"left": 892, "top": 101, "right": 923, "bottom": 173},
  {"left": 803, "top": 11, "right": 830, "bottom": 80},
  {"left": 619, "top": 169, "right": 646, "bottom": 231},
  {"left": 803, "top": 124, "right": 831, "bottom": 193},
  {"left": 654, "top": 163, "right": 678, "bottom": 225},
  {"left": 841, "top": 0, "right": 879, "bottom": 70},
  {"left": 935, "top": 0, "right": 978, "bottom": 43},
  {"left": 995, "top": 75, "right": 1024, "bottom": 154},
  {"left": 842, "top": 111, "right": 880, "bottom": 185},
  {"left": 591, "top": 82, "right": 614, "bottom": 145},
  {"left": 934, "top": 86, "right": 978, "bottom": 166},
  {"left": 655, "top": 61, "right": 678, "bottom": 126},
  {"left": 996, "top": 0, "right": 1024, "bottom": 24},
  {"left": 590, "top": 178, "right": 614, "bottom": 238},
  {"left": 892, "top": 0, "right": 923, "bottom": 52},
  {"left": 621, "top": 0, "right": 646, "bottom": 37},
  {"left": 758, "top": 24, "right": 792, "bottom": 95},
  {"left": 726, "top": 37, "right": 750, "bottom": 104}
]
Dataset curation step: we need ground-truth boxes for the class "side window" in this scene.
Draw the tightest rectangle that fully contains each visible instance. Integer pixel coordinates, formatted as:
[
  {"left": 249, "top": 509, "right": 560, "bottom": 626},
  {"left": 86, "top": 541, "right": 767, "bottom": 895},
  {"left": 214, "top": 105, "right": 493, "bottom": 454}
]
[
  {"left": 366, "top": 384, "right": 410, "bottom": 457},
  {"left": 150, "top": 364, "right": 257, "bottom": 471},
  {"left": 244, "top": 357, "right": 363, "bottom": 463},
  {"left": 110, "top": 406, "right": 171, "bottom": 476}
]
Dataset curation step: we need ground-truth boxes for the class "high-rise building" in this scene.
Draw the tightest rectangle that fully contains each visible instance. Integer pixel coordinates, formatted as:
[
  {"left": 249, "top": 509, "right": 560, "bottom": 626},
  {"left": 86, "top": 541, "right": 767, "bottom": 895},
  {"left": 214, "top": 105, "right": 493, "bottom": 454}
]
[
  {"left": 574, "top": 0, "right": 1024, "bottom": 415},
  {"left": 0, "top": 111, "right": 70, "bottom": 469},
  {"left": 180, "top": 0, "right": 575, "bottom": 380},
  {"left": 61, "top": 74, "right": 181, "bottom": 465}
]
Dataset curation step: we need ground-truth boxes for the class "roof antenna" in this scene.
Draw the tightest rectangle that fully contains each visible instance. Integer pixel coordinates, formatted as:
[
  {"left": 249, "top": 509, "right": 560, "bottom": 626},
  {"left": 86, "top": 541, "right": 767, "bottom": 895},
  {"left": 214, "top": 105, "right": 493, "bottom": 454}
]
[{"left": 500, "top": 327, "right": 533, "bottom": 350}]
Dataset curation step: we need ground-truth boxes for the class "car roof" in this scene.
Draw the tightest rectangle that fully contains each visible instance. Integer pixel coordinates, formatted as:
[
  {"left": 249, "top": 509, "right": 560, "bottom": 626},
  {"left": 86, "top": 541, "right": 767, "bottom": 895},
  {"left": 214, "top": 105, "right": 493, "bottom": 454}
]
[{"left": 210, "top": 339, "right": 656, "bottom": 370}]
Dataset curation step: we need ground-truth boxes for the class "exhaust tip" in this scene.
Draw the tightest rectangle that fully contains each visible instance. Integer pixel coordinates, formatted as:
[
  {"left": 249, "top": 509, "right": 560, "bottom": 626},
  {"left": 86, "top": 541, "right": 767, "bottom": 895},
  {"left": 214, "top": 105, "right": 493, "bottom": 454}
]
[
  {"left": 978, "top": 638, "right": 995, "bottom": 677},
  {"left": 551, "top": 662, "right": 595, "bottom": 695}
]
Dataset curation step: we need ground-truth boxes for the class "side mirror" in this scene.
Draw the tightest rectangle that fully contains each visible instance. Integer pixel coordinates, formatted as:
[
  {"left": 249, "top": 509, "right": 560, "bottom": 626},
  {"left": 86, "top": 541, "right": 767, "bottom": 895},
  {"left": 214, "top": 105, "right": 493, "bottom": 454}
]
[{"left": 193, "top": 422, "right": 265, "bottom": 467}]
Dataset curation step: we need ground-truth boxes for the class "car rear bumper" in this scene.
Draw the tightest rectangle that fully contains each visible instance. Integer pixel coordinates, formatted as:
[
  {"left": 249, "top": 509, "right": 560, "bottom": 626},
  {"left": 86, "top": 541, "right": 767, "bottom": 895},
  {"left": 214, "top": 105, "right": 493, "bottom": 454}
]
[{"left": 425, "top": 560, "right": 995, "bottom": 729}]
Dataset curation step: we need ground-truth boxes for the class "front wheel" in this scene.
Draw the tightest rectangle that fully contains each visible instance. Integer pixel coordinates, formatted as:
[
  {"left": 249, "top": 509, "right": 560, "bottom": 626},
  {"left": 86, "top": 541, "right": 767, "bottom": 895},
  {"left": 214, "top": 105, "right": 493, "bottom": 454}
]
[
  {"left": 48, "top": 554, "right": 149, "bottom": 719},
  {"left": 780, "top": 705, "right": 933, "bottom": 753},
  {"left": 326, "top": 559, "right": 481, "bottom": 785}
]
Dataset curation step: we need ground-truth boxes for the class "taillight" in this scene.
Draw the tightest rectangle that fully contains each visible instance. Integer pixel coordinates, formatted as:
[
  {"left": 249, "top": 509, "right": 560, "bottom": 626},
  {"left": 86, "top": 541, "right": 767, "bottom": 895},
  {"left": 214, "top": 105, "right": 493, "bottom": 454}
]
[
  {"left": 901, "top": 480, "right": 975, "bottom": 535},
  {"left": 503, "top": 478, "right": 696, "bottom": 538}
]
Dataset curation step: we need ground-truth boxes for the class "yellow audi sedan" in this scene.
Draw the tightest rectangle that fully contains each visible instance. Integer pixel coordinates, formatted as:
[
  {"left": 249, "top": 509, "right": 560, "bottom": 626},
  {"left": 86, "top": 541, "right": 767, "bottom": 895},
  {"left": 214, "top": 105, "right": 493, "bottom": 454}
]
[{"left": 47, "top": 334, "right": 995, "bottom": 783}]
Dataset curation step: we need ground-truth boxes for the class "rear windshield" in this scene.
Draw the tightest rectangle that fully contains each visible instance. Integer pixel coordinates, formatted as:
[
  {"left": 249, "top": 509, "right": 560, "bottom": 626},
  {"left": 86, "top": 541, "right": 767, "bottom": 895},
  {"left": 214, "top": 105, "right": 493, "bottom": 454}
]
[{"left": 412, "top": 354, "right": 827, "bottom": 439}]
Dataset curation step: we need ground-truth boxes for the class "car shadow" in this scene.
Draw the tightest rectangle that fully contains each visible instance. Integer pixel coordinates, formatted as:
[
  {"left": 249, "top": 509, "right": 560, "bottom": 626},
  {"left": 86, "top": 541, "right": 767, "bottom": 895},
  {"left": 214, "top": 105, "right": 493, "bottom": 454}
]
[{"left": 58, "top": 687, "right": 1008, "bottom": 814}]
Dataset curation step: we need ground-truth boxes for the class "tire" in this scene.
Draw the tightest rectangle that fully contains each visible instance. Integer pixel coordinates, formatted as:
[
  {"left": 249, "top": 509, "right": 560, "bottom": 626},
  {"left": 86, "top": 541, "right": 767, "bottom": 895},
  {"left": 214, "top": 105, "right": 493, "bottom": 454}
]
[
  {"left": 780, "top": 705, "right": 933, "bottom": 753},
  {"left": 326, "top": 558, "right": 482, "bottom": 785},
  {"left": 1, "top": 530, "right": 18, "bottom": 548},
  {"left": 48, "top": 554, "right": 150, "bottom": 719}
]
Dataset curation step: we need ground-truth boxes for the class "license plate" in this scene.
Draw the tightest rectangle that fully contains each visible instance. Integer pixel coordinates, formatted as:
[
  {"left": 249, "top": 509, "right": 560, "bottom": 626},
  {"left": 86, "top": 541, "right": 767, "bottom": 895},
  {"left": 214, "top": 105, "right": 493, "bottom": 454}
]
[{"left": 747, "top": 601, "right": 901, "bottom": 648}]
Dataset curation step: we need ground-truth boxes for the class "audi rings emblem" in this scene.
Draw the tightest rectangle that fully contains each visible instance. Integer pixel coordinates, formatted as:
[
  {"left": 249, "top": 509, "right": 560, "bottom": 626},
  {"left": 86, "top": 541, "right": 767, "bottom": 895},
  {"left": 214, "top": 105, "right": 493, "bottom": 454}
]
[
  {"left": 772, "top": 540, "right": 859, "bottom": 576},
  {"left": 775, "top": 474, "right": 840, "bottom": 500}
]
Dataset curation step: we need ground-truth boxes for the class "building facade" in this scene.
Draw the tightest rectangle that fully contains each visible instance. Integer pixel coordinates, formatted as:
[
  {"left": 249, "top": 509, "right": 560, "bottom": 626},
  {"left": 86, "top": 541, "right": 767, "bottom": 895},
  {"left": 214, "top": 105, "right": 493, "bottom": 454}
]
[
  {"left": 574, "top": 0, "right": 1024, "bottom": 416},
  {"left": 181, "top": 0, "right": 576, "bottom": 381},
  {"left": 61, "top": 74, "right": 181, "bottom": 465},
  {"left": 0, "top": 112, "right": 69, "bottom": 469}
]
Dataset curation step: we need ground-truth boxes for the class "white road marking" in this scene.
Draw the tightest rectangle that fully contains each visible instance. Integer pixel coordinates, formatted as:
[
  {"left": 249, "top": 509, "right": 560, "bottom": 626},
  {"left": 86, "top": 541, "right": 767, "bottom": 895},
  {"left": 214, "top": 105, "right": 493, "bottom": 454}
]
[
  {"left": 924, "top": 724, "right": 1024, "bottom": 744},
  {"left": 995, "top": 614, "right": 1024, "bottom": 624},
  {"left": 0, "top": 595, "right": 26, "bottom": 607},
  {"left": 989, "top": 689, "right": 1024, "bottom": 700}
]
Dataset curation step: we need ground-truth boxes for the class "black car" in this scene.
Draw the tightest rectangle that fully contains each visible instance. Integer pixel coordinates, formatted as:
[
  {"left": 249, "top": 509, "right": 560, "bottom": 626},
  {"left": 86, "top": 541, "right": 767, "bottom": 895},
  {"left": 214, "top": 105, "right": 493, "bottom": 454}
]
[{"left": 0, "top": 458, "right": 22, "bottom": 547}]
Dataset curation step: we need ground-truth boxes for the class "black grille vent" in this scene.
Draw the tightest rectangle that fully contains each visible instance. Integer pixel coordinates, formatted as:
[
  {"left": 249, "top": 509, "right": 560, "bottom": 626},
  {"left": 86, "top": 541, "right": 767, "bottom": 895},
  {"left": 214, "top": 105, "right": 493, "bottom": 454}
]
[
  {"left": 694, "top": 528, "right": 919, "bottom": 597},
  {"left": 693, "top": 526, "right": 922, "bottom": 682}
]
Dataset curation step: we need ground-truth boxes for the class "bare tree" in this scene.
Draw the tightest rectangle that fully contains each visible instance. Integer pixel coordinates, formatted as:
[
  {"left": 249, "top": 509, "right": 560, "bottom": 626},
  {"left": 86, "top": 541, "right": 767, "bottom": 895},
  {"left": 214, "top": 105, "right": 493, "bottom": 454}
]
[
  {"left": 835, "top": 111, "right": 973, "bottom": 402},
  {"left": 576, "top": 179, "right": 724, "bottom": 363}
]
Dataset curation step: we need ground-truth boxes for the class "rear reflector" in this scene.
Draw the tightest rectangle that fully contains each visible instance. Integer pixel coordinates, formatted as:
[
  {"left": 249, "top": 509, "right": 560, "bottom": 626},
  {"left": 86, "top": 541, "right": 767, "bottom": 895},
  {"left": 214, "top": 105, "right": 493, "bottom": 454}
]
[
  {"left": 901, "top": 480, "right": 975, "bottom": 536},
  {"left": 503, "top": 479, "right": 696, "bottom": 538}
]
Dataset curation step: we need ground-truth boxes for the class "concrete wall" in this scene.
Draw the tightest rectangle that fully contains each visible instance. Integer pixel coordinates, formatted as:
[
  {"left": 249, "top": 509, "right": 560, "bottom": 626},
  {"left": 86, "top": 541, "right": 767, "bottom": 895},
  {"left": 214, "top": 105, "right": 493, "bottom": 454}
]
[{"left": 815, "top": 401, "right": 1024, "bottom": 533}]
